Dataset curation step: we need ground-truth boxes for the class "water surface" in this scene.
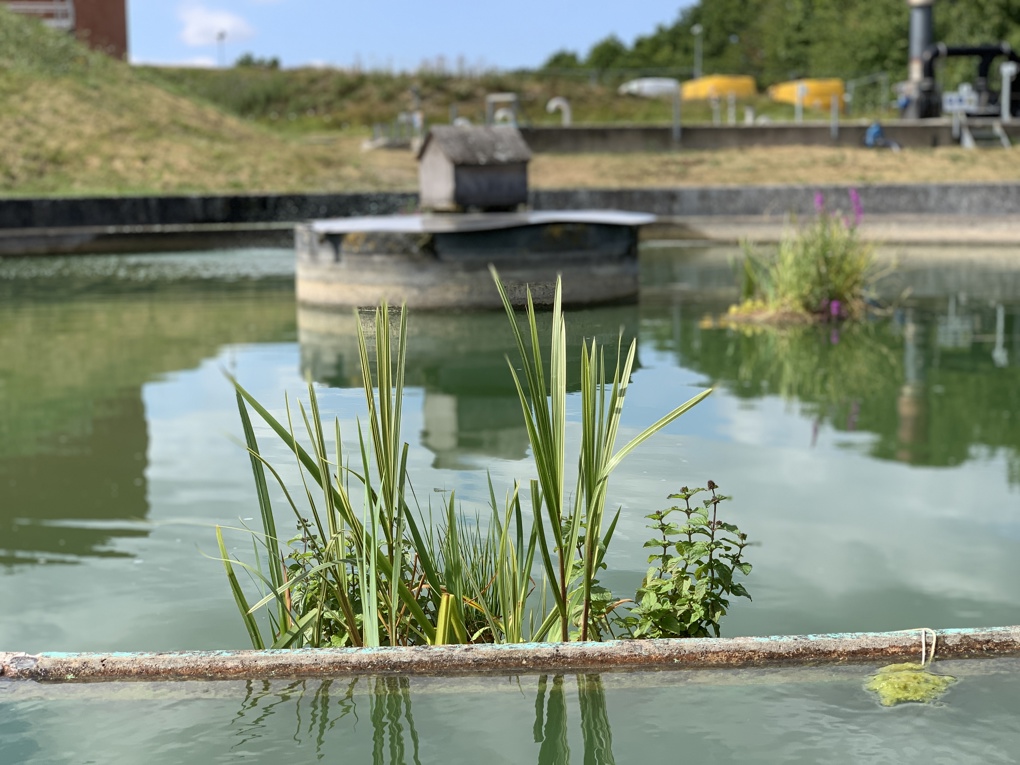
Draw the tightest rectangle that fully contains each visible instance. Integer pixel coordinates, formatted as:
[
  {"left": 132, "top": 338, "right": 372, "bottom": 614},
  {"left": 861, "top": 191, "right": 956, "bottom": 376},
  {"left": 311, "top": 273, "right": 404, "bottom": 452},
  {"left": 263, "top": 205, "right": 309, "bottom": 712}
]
[
  {"left": 3, "top": 661, "right": 1019, "bottom": 764},
  {"left": 2, "top": 244, "right": 1019, "bottom": 761},
  {"left": 3, "top": 246, "right": 1020, "bottom": 646}
]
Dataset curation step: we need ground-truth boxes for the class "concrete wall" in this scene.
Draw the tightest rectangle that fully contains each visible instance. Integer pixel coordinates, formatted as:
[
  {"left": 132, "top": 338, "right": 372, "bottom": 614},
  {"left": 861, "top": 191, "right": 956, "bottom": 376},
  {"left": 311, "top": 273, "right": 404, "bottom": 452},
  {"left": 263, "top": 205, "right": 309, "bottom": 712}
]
[
  {"left": 1, "top": 183, "right": 1017, "bottom": 255},
  {"left": 0, "top": 192, "right": 416, "bottom": 230},
  {"left": 418, "top": 148, "right": 455, "bottom": 210},
  {"left": 1, "top": 185, "right": 1017, "bottom": 231},
  {"left": 519, "top": 121, "right": 1020, "bottom": 153}
]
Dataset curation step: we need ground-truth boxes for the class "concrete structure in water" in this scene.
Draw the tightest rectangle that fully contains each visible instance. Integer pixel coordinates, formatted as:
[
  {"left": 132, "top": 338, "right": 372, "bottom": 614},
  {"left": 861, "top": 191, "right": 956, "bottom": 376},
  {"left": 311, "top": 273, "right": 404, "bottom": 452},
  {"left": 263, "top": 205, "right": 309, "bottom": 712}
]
[
  {"left": 295, "top": 210, "right": 653, "bottom": 310},
  {"left": 296, "top": 125, "right": 653, "bottom": 310}
]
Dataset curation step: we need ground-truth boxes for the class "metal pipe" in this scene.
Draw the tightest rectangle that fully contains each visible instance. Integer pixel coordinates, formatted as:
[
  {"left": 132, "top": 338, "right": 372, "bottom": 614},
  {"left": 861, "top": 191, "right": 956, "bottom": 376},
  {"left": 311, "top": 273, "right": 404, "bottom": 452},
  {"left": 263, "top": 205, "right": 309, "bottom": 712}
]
[
  {"left": 3, "top": 627, "right": 1020, "bottom": 682},
  {"left": 691, "top": 24, "right": 703, "bottom": 79},
  {"left": 545, "top": 97, "right": 572, "bottom": 126},
  {"left": 1001, "top": 61, "right": 1018, "bottom": 122},
  {"left": 672, "top": 85, "right": 682, "bottom": 144},
  {"left": 908, "top": 0, "right": 935, "bottom": 85}
]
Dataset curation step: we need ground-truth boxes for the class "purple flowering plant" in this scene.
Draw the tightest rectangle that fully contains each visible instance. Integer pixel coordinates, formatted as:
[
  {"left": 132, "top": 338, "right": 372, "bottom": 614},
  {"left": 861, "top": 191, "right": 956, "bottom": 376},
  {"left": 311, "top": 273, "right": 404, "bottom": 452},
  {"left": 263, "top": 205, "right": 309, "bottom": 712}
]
[{"left": 736, "top": 187, "right": 876, "bottom": 321}]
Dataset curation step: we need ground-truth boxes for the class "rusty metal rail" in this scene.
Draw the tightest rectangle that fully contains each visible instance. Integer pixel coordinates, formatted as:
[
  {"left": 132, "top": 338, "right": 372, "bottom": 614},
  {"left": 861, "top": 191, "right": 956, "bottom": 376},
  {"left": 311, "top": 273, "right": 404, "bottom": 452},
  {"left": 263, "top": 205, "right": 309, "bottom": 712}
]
[{"left": 3, "top": 627, "right": 1019, "bottom": 683}]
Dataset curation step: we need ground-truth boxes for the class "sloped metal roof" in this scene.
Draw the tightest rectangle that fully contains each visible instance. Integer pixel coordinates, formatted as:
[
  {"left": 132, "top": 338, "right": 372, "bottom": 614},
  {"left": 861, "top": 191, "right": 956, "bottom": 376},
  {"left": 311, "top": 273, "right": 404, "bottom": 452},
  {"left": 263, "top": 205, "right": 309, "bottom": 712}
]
[{"left": 418, "top": 125, "right": 532, "bottom": 165}]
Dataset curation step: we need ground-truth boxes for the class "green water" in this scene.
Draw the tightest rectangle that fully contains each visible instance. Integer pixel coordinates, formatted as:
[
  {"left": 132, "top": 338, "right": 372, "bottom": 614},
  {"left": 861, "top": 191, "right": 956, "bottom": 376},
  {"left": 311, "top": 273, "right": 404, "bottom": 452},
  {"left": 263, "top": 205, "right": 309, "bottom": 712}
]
[
  {"left": 3, "top": 662, "right": 1020, "bottom": 763},
  {"left": 2, "top": 246, "right": 1019, "bottom": 762}
]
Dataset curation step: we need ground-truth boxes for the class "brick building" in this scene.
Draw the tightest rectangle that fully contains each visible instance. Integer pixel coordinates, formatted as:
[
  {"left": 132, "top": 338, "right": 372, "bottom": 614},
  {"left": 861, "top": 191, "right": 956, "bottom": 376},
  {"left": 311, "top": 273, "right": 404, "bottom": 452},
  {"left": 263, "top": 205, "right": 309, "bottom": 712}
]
[{"left": 3, "top": 0, "right": 128, "bottom": 59}]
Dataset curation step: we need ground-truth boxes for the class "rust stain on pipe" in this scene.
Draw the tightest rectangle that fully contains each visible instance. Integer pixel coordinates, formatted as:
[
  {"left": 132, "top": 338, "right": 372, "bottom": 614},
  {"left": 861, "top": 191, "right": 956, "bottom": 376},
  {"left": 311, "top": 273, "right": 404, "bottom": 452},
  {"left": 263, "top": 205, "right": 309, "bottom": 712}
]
[{"left": 2, "top": 627, "right": 1019, "bottom": 683}]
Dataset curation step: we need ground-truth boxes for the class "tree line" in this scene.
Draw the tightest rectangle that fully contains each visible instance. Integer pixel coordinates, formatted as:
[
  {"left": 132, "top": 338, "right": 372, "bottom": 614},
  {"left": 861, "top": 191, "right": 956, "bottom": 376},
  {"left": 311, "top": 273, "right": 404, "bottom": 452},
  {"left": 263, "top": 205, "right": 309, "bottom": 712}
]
[{"left": 543, "top": 1, "right": 1020, "bottom": 86}]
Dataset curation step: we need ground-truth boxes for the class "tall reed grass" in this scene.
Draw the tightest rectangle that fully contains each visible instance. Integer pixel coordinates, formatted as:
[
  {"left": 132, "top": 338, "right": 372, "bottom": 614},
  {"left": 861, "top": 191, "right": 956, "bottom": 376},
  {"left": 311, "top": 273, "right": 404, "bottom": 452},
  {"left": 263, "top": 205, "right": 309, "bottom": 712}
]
[{"left": 217, "top": 272, "right": 710, "bottom": 647}]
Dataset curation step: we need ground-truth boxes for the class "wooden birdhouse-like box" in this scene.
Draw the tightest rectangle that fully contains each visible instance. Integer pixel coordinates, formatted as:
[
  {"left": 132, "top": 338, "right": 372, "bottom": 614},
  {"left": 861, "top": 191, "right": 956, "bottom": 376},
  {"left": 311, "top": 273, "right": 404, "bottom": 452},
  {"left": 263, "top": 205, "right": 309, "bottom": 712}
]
[{"left": 417, "top": 125, "right": 532, "bottom": 212}]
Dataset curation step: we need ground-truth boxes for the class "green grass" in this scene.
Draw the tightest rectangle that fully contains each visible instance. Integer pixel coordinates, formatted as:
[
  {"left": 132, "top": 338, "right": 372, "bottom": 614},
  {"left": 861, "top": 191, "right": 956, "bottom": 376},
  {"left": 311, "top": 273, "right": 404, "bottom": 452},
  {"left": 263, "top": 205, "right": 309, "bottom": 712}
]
[
  {"left": 139, "top": 64, "right": 851, "bottom": 134},
  {"left": 6, "top": 5, "right": 1014, "bottom": 196},
  {"left": 0, "top": 7, "right": 404, "bottom": 195}
]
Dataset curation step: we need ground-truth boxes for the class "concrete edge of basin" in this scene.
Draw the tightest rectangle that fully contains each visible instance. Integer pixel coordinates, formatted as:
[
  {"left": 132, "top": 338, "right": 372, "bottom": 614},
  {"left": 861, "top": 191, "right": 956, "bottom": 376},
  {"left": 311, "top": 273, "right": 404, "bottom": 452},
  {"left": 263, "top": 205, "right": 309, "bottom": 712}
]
[
  {"left": 3, "top": 626, "right": 1018, "bottom": 682},
  {"left": 3, "top": 184, "right": 1020, "bottom": 255}
]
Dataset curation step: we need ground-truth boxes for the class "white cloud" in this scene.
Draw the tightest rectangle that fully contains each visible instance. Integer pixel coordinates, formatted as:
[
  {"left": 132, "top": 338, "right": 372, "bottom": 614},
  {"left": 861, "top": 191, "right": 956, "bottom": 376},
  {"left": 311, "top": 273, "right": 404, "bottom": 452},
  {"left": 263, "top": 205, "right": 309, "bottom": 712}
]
[{"left": 178, "top": 4, "right": 255, "bottom": 47}]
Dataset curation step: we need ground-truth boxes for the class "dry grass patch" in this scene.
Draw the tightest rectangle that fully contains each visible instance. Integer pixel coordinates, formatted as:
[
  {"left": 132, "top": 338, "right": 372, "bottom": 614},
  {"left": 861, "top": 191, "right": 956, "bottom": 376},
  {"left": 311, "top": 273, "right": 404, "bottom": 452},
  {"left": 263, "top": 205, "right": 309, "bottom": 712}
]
[{"left": 527, "top": 145, "right": 1020, "bottom": 188}]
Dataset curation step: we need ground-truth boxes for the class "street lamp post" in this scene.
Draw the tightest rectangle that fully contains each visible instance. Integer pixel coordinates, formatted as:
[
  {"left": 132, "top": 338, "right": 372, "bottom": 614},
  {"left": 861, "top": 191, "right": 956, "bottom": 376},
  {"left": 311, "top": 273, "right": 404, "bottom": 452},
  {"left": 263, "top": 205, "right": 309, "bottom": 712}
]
[
  {"left": 217, "top": 30, "right": 226, "bottom": 68},
  {"left": 691, "top": 24, "right": 703, "bottom": 79}
]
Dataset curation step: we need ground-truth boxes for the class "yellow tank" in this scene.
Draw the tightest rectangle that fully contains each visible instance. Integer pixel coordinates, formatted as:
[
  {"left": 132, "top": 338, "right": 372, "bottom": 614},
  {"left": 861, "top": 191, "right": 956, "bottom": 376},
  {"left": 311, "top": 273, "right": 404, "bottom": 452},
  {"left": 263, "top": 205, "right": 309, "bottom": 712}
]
[
  {"left": 767, "top": 79, "right": 845, "bottom": 112},
  {"left": 681, "top": 75, "right": 757, "bottom": 101}
]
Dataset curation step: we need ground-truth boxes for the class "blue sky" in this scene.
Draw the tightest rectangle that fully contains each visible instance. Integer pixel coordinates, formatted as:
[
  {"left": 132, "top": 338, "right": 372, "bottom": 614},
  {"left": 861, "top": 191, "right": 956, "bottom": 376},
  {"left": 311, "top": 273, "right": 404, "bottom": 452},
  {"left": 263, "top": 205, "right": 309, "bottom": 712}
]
[{"left": 127, "top": 1, "right": 695, "bottom": 70}]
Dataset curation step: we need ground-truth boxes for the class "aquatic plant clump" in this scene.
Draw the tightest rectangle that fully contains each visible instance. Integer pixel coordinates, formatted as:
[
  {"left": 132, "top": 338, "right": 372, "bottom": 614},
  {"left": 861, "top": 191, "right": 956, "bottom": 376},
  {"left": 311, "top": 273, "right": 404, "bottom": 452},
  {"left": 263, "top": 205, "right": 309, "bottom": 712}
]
[
  {"left": 217, "top": 273, "right": 717, "bottom": 648},
  {"left": 865, "top": 663, "right": 956, "bottom": 707},
  {"left": 733, "top": 188, "right": 877, "bottom": 323}
]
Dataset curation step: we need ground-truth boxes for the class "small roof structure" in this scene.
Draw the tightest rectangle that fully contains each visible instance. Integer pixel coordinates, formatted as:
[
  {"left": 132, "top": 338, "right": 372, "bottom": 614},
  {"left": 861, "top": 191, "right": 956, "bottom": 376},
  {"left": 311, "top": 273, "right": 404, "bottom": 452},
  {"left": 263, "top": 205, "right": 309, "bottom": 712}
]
[{"left": 416, "top": 125, "right": 532, "bottom": 166}]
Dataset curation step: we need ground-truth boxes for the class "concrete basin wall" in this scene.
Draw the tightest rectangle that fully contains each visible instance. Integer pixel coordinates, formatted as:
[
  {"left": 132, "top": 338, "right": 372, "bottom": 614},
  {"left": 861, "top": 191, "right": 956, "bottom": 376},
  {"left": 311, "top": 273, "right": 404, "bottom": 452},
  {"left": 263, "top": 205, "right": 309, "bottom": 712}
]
[
  {"left": 1, "top": 182, "right": 1017, "bottom": 255},
  {"left": 0, "top": 184, "right": 1015, "bottom": 230},
  {"left": 0, "top": 192, "right": 415, "bottom": 229}
]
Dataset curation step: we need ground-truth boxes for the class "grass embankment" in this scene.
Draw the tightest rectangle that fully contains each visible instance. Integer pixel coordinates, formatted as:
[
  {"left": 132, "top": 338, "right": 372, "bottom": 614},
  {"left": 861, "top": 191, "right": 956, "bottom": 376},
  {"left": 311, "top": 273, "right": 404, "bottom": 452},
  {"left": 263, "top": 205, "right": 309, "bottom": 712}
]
[
  {"left": 0, "top": 9, "right": 404, "bottom": 195},
  {"left": 139, "top": 65, "right": 811, "bottom": 132},
  {"left": 2, "top": 8, "right": 1020, "bottom": 196}
]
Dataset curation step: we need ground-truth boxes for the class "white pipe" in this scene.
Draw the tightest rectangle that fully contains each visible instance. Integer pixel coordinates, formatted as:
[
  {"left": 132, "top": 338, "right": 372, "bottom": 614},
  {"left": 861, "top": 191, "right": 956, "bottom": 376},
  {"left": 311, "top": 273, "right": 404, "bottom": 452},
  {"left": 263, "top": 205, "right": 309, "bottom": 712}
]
[
  {"left": 795, "top": 83, "right": 806, "bottom": 123},
  {"left": 672, "top": 86, "right": 682, "bottom": 144},
  {"left": 545, "top": 97, "right": 572, "bottom": 126},
  {"left": 1001, "top": 62, "right": 1018, "bottom": 122}
]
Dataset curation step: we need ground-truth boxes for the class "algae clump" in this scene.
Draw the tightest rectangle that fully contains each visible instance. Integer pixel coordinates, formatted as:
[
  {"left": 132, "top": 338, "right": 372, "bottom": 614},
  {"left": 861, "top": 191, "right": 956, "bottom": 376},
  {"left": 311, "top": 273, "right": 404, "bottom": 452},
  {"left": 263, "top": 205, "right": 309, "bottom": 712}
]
[{"left": 866, "top": 663, "right": 956, "bottom": 706}]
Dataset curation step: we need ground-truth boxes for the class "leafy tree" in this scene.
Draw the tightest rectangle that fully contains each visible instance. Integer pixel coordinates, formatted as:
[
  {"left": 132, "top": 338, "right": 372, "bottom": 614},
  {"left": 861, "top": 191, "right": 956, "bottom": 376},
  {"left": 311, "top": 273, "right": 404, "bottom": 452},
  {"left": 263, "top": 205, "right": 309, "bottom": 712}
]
[
  {"left": 556, "top": 0, "right": 1020, "bottom": 87},
  {"left": 542, "top": 49, "right": 582, "bottom": 70},
  {"left": 235, "top": 52, "right": 280, "bottom": 70},
  {"left": 585, "top": 35, "right": 628, "bottom": 72}
]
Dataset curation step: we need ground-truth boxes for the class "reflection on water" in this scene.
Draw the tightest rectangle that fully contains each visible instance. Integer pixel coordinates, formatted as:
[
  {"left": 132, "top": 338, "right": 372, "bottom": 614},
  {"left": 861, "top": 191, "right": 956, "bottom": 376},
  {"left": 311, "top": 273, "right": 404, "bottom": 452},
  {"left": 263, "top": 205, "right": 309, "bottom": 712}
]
[
  {"left": 234, "top": 677, "right": 425, "bottom": 764},
  {"left": 4, "top": 243, "right": 1020, "bottom": 762},
  {"left": 0, "top": 393, "right": 148, "bottom": 565},
  {"left": 0, "top": 250, "right": 296, "bottom": 566},
  {"left": 536, "top": 674, "right": 616, "bottom": 765},
  {"left": 298, "top": 305, "right": 641, "bottom": 469},
  {"left": 642, "top": 291, "right": 1020, "bottom": 483},
  {"left": 3, "top": 244, "right": 1020, "bottom": 654},
  {"left": 7, "top": 661, "right": 1020, "bottom": 764},
  {"left": 232, "top": 673, "right": 616, "bottom": 765}
]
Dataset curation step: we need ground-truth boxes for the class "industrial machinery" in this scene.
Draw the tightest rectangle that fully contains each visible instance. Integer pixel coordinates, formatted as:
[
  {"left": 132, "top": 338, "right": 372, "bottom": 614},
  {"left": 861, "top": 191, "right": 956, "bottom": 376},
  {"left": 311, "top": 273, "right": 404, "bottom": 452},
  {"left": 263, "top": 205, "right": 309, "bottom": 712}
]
[{"left": 903, "top": 0, "right": 1020, "bottom": 119}]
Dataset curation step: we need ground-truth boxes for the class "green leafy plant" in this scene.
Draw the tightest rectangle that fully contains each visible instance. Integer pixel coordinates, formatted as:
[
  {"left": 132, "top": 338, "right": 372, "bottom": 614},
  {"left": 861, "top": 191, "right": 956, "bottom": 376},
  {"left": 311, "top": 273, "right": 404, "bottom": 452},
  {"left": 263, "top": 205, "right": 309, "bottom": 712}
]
[
  {"left": 735, "top": 189, "right": 877, "bottom": 322},
  {"left": 217, "top": 272, "right": 712, "bottom": 648},
  {"left": 491, "top": 268, "right": 711, "bottom": 642},
  {"left": 616, "top": 482, "right": 751, "bottom": 639},
  {"left": 219, "top": 303, "right": 482, "bottom": 648}
]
